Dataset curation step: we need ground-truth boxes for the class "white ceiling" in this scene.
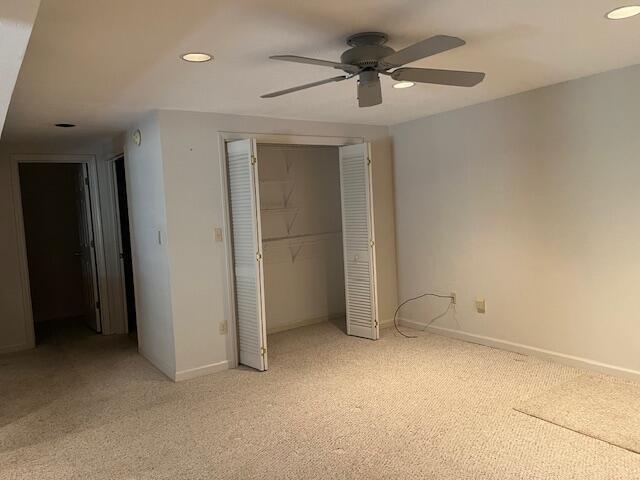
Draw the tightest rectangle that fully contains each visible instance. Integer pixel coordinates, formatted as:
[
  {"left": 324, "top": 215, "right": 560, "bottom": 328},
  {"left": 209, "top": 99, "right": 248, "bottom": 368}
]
[{"left": 3, "top": 0, "right": 640, "bottom": 143}]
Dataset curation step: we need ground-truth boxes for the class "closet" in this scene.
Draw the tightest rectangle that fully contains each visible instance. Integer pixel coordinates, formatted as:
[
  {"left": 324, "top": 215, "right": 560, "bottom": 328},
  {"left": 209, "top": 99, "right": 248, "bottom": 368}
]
[{"left": 225, "top": 139, "right": 378, "bottom": 371}]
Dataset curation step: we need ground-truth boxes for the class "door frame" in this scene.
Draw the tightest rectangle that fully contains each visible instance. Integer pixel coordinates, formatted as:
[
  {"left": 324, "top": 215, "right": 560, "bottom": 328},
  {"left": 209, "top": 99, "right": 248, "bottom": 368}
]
[
  {"left": 107, "top": 154, "right": 131, "bottom": 333},
  {"left": 217, "top": 132, "right": 365, "bottom": 369},
  {"left": 10, "top": 154, "right": 111, "bottom": 345}
]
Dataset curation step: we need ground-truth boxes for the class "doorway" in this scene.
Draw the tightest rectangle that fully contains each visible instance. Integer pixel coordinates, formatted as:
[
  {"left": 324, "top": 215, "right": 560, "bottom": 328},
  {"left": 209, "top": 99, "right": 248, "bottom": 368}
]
[
  {"left": 18, "top": 162, "right": 101, "bottom": 343},
  {"left": 223, "top": 137, "right": 379, "bottom": 372},
  {"left": 112, "top": 156, "right": 137, "bottom": 334}
]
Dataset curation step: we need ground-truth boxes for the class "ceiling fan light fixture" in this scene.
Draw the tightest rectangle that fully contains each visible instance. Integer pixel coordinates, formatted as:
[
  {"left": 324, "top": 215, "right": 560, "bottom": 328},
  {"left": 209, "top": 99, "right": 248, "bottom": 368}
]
[
  {"left": 606, "top": 5, "right": 640, "bottom": 19},
  {"left": 181, "top": 52, "right": 212, "bottom": 62},
  {"left": 393, "top": 81, "right": 415, "bottom": 89}
]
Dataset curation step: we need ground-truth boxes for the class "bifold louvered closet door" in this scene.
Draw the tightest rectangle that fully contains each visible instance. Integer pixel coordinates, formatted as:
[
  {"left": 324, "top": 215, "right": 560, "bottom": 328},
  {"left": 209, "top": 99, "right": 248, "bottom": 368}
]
[
  {"left": 226, "top": 139, "right": 268, "bottom": 371},
  {"left": 339, "top": 143, "right": 379, "bottom": 340}
]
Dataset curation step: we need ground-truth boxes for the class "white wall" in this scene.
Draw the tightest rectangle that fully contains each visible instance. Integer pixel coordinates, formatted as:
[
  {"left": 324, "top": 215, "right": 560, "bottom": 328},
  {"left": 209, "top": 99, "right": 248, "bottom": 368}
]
[
  {"left": 0, "top": 0, "right": 40, "bottom": 135},
  {"left": 0, "top": 1, "right": 43, "bottom": 351},
  {"left": 258, "top": 145, "right": 345, "bottom": 333},
  {"left": 123, "top": 113, "right": 176, "bottom": 378},
  {"left": 0, "top": 110, "right": 397, "bottom": 380},
  {"left": 391, "top": 64, "right": 640, "bottom": 376},
  {"left": 152, "top": 110, "right": 397, "bottom": 378}
]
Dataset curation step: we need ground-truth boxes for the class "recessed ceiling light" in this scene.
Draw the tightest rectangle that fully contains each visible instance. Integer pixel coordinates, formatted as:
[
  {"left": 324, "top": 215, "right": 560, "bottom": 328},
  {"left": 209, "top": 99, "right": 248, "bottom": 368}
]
[
  {"left": 606, "top": 5, "right": 640, "bottom": 19},
  {"left": 55, "top": 123, "right": 76, "bottom": 128},
  {"left": 181, "top": 52, "right": 212, "bottom": 62},
  {"left": 393, "top": 81, "right": 415, "bottom": 89}
]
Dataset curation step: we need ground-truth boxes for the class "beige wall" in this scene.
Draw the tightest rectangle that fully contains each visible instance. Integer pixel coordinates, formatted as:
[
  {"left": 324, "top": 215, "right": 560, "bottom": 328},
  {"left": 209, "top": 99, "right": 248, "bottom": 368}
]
[
  {"left": 391, "top": 64, "right": 640, "bottom": 376},
  {"left": 151, "top": 110, "right": 397, "bottom": 378},
  {"left": 258, "top": 144, "right": 345, "bottom": 333}
]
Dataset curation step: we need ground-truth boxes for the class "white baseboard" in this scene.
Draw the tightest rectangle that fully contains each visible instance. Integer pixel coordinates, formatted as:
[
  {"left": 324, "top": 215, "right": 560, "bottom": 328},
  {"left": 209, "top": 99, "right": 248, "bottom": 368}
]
[
  {"left": 174, "top": 360, "right": 229, "bottom": 382},
  {"left": 266, "top": 313, "right": 345, "bottom": 335},
  {"left": 138, "top": 345, "right": 176, "bottom": 381},
  {"left": 379, "top": 318, "right": 395, "bottom": 329},
  {"left": 399, "top": 318, "right": 640, "bottom": 382},
  {"left": 0, "top": 342, "right": 33, "bottom": 354}
]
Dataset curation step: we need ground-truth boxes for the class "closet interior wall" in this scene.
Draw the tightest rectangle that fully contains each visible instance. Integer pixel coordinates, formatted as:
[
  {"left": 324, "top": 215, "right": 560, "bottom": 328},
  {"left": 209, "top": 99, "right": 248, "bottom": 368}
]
[{"left": 258, "top": 144, "right": 345, "bottom": 334}]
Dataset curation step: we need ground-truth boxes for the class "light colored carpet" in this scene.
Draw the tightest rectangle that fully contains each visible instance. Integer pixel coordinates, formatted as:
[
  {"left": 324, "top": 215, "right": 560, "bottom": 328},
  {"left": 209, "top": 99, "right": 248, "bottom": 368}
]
[
  {"left": 2, "top": 320, "right": 640, "bottom": 479},
  {"left": 514, "top": 374, "right": 640, "bottom": 454}
]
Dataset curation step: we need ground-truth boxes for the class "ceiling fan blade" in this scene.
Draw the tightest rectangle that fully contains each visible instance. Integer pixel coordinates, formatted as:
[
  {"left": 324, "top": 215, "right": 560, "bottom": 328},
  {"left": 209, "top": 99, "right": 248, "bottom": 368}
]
[
  {"left": 261, "top": 75, "right": 348, "bottom": 98},
  {"left": 380, "top": 35, "right": 466, "bottom": 68},
  {"left": 357, "top": 75, "right": 382, "bottom": 107},
  {"left": 270, "top": 55, "right": 360, "bottom": 74},
  {"left": 391, "top": 68, "right": 485, "bottom": 87}
]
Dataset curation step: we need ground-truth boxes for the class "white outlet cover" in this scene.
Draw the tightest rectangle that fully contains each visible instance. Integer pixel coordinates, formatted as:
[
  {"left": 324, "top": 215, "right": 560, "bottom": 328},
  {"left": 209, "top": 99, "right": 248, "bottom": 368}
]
[{"left": 219, "top": 321, "right": 228, "bottom": 335}]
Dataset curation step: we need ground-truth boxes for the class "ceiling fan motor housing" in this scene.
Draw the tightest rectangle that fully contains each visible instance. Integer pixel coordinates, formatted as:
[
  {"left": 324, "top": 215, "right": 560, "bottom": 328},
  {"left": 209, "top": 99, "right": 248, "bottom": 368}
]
[
  {"left": 340, "top": 32, "right": 395, "bottom": 71},
  {"left": 340, "top": 45, "right": 395, "bottom": 70}
]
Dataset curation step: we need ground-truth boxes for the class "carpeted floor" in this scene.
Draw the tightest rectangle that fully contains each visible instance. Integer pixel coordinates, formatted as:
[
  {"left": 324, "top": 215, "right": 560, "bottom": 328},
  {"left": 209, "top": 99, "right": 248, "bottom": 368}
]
[
  {"left": 1, "top": 320, "right": 639, "bottom": 479},
  {"left": 515, "top": 374, "right": 640, "bottom": 454}
]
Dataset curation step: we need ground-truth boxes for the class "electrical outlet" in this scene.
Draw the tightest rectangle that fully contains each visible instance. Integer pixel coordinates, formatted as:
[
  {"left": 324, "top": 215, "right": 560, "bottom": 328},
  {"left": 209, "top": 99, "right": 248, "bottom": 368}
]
[
  {"left": 214, "top": 227, "right": 223, "bottom": 242},
  {"left": 219, "top": 320, "right": 228, "bottom": 335},
  {"left": 475, "top": 298, "right": 486, "bottom": 314},
  {"left": 450, "top": 292, "right": 457, "bottom": 305}
]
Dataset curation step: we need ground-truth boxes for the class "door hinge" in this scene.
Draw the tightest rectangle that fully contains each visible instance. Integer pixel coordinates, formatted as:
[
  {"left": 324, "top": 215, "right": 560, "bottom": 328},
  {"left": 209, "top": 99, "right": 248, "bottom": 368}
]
[
  {"left": 256, "top": 252, "right": 262, "bottom": 261},
  {"left": 260, "top": 346, "right": 267, "bottom": 356},
  {"left": 84, "top": 176, "right": 89, "bottom": 186},
  {"left": 369, "top": 239, "right": 375, "bottom": 247},
  {"left": 367, "top": 157, "right": 371, "bottom": 165},
  {"left": 90, "top": 239, "right": 95, "bottom": 248},
  {"left": 250, "top": 155, "right": 257, "bottom": 166},
  {"left": 95, "top": 301, "right": 100, "bottom": 310},
  {"left": 374, "top": 319, "right": 379, "bottom": 327}
]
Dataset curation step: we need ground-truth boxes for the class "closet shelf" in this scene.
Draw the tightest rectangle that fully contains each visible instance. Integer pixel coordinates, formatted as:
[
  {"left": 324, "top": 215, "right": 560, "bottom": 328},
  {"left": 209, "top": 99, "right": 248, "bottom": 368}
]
[
  {"left": 263, "top": 231, "right": 341, "bottom": 244},
  {"left": 263, "top": 231, "right": 342, "bottom": 263},
  {"left": 259, "top": 179, "right": 295, "bottom": 185},
  {"left": 261, "top": 207, "right": 300, "bottom": 214}
]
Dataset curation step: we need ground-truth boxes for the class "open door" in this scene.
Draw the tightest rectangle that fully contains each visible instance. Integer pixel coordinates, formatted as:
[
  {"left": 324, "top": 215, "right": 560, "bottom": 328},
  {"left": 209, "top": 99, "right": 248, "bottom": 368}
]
[
  {"left": 339, "top": 143, "right": 379, "bottom": 340},
  {"left": 75, "top": 164, "right": 102, "bottom": 332},
  {"left": 226, "top": 139, "right": 268, "bottom": 371}
]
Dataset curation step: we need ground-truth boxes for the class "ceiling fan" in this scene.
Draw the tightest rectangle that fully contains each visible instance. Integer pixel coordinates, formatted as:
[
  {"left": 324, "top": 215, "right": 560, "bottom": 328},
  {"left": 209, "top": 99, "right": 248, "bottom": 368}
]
[{"left": 261, "top": 32, "right": 485, "bottom": 107}]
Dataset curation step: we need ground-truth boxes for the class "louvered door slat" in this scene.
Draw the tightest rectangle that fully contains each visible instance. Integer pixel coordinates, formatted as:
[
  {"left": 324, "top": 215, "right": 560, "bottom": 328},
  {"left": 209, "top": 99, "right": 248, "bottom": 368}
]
[
  {"left": 226, "top": 139, "right": 268, "bottom": 370},
  {"left": 339, "top": 143, "right": 379, "bottom": 340}
]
